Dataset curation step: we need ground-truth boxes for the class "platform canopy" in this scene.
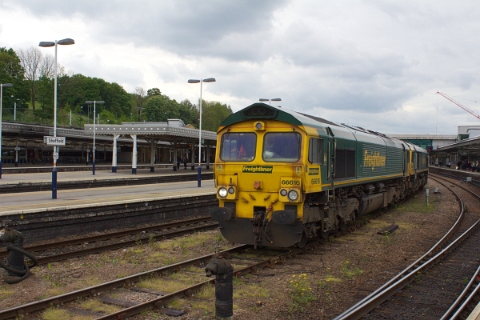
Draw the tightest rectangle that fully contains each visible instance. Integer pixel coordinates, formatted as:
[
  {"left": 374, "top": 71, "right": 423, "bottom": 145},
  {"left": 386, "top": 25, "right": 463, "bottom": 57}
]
[{"left": 83, "top": 120, "right": 217, "bottom": 147}]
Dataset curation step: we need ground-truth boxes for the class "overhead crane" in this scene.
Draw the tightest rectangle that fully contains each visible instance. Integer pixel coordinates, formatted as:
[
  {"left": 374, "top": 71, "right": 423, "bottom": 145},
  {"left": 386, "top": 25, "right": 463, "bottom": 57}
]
[{"left": 436, "top": 91, "right": 480, "bottom": 120}]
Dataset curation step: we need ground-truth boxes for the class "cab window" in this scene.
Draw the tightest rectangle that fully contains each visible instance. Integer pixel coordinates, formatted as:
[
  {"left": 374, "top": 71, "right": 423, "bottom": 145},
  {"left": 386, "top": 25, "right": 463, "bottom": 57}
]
[
  {"left": 263, "top": 132, "right": 301, "bottom": 162},
  {"left": 220, "top": 132, "right": 256, "bottom": 161}
]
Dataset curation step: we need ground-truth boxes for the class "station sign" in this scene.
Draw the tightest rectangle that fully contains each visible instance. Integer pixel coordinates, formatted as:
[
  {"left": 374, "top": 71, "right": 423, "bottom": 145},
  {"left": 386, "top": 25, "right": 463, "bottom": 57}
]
[{"left": 44, "top": 136, "right": 66, "bottom": 146}]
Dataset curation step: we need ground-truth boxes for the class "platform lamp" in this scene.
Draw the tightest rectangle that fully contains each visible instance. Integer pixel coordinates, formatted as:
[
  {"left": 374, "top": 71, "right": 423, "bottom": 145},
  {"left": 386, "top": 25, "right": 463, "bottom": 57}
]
[
  {"left": 0, "top": 83, "right": 13, "bottom": 179},
  {"left": 188, "top": 77, "right": 216, "bottom": 187},
  {"left": 259, "top": 98, "right": 281, "bottom": 105},
  {"left": 85, "top": 100, "right": 105, "bottom": 175},
  {"left": 39, "top": 38, "right": 75, "bottom": 199}
]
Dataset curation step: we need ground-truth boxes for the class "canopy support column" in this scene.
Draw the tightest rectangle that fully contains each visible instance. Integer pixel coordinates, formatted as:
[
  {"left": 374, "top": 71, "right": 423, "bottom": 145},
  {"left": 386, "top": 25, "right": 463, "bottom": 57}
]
[
  {"left": 130, "top": 134, "right": 137, "bottom": 174},
  {"left": 112, "top": 134, "right": 119, "bottom": 173}
]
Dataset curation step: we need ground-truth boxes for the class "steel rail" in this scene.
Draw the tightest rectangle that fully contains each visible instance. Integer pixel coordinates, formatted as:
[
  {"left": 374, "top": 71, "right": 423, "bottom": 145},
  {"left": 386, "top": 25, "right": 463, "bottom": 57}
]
[
  {"left": 0, "top": 245, "right": 249, "bottom": 320},
  {"left": 0, "top": 216, "right": 213, "bottom": 258},
  {"left": 0, "top": 240, "right": 316, "bottom": 319},
  {"left": 441, "top": 265, "right": 480, "bottom": 319},
  {"left": 334, "top": 175, "right": 466, "bottom": 319},
  {"left": 35, "top": 221, "right": 219, "bottom": 264},
  {"left": 335, "top": 174, "right": 479, "bottom": 319},
  {"left": 339, "top": 218, "right": 479, "bottom": 319},
  {"left": 94, "top": 244, "right": 312, "bottom": 320}
]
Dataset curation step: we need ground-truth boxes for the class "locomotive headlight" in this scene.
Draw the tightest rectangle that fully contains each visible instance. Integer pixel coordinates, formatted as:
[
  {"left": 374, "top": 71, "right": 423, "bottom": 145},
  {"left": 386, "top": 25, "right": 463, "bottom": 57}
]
[
  {"left": 228, "top": 187, "right": 235, "bottom": 194},
  {"left": 218, "top": 187, "right": 228, "bottom": 198},
  {"left": 280, "top": 189, "right": 287, "bottom": 196},
  {"left": 288, "top": 190, "right": 299, "bottom": 201},
  {"left": 254, "top": 121, "right": 265, "bottom": 131}
]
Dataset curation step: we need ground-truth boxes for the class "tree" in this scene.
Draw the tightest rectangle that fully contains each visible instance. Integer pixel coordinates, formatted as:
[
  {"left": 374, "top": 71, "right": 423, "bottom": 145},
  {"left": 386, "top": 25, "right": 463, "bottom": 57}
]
[
  {"left": 202, "top": 101, "right": 233, "bottom": 132},
  {"left": 0, "top": 47, "right": 29, "bottom": 110},
  {"left": 178, "top": 99, "right": 198, "bottom": 126},
  {"left": 143, "top": 94, "right": 179, "bottom": 122},
  {"left": 133, "top": 87, "right": 147, "bottom": 121},
  {"left": 17, "top": 47, "right": 43, "bottom": 110},
  {"left": 147, "top": 87, "right": 161, "bottom": 97}
]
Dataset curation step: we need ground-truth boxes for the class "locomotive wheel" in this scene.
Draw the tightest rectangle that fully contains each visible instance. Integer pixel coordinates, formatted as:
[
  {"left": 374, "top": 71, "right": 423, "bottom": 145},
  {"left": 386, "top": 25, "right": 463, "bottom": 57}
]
[
  {"left": 319, "top": 229, "right": 330, "bottom": 240},
  {"left": 296, "top": 232, "right": 308, "bottom": 248}
]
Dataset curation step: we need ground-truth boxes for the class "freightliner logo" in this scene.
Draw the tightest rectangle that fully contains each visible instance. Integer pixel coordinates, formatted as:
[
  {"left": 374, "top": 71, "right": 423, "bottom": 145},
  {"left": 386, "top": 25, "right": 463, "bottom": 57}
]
[{"left": 242, "top": 166, "right": 273, "bottom": 173}]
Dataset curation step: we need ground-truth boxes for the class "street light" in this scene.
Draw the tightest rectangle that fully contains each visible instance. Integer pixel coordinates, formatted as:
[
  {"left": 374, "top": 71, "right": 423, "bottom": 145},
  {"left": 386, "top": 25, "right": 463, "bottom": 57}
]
[
  {"left": 259, "top": 98, "right": 281, "bottom": 105},
  {"left": 85, "top": 100, "right": 105, "bottom": 175},
  {"left": 39, "top": 37, "right": 75, "bottom": 199},
  {"left": 0, "top": 83, "right": 13, "bottom": 179},
  {"left": 188, "top": 77, "right": 216, "bottom": 187}
]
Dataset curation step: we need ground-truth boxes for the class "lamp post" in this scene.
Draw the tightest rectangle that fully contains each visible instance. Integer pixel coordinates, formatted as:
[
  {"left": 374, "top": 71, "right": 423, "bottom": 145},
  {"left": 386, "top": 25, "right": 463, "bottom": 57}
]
[
  {"left": 85, "top": 100, "right": 105, "bottom": 175},
  {"left": 15, "top": 98, "right": 22, "bottom": 122},
  {"left": 259, "top": 98, "right": 281, "bottom": 105},
  {"left": 39, "top": 38, "right": 75, "bottom": 199},
  {"left": 0, "top": 83, "right": 13, "bottom": 179},
  {"left": 188, "top": 77, "right": 216, "bottom": 187}
]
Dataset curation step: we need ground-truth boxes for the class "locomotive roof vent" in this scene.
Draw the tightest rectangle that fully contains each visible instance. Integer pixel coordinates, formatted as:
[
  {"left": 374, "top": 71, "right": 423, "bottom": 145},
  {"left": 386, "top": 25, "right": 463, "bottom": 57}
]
[{"left": 242, "top": 103, "right": 277, "bottom": 119}]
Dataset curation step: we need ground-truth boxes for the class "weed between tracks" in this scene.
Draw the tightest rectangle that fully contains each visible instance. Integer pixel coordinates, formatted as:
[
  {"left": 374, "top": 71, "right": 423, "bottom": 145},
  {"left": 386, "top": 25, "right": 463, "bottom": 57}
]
[{"left": 288, "top": 273, "right": 315, "bottom": 313}]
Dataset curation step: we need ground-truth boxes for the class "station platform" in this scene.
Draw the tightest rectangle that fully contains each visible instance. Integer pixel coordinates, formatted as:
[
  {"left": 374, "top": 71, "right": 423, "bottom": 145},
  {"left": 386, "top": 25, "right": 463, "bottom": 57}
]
[
  {"left": 428, "top": 165, "right": 480, "bottom": 179},
  {"left": 1, "top": 162, "right": 207, "bottom": 174},
  {"left": 0, "top": 164, "right": 212, "bottom": 186},
  {"left": 0, "top": 166, "right": 216, "bottom": 216}
]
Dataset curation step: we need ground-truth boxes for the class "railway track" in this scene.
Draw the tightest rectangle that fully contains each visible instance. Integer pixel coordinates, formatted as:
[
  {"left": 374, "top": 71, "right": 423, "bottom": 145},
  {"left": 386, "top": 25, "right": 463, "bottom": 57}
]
[
  {"left": 0, "top": 217, "right": 218, "bottom": 265},
  {"left": 0, "top": 243, "right": 317, "bottom": 319},
  {"left": 334, "top": 173, "right": 480, "bottom": 319}
]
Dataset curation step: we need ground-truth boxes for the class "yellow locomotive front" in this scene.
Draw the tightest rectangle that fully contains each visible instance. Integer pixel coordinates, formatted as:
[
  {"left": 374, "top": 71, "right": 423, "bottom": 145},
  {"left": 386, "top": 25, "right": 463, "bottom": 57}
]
[{"left": 211, "top": 119, "right": 310, "bottom": 247}]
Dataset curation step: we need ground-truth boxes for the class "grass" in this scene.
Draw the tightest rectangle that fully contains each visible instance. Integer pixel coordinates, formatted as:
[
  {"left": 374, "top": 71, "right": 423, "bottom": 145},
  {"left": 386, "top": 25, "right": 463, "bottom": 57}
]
[
  {"left": 0, "top": 286, "right": 14, "bottom": 299},
  {"left": 341, "top": 260, "right": 362, "bottom": 279},
  {"left": 190, "top": 300, "right": 215, "bottom": 317},
  {"left": 396, "top": 193, "right": 438, "bottom": 214},
  {"left": 80, "top": 299, "right": 122, "bottom": 314},
  {"left": 376, "top": 230, "right": 398, "bottom": 246},
  {"left": 234, "top": 281, "right": 270, "bottom": 299},
  {"left": 41, "top": 308, "right": 71, "bottom": 320},
  {"left": 145, "top": 251, "right": 179, "bottom": 264},
  {"left": 194, "top": 282, "right": 215, "bottom": 299},
  {"left": 138, "top": 277, "right": 188, "bottom": 293},
  {"left": 41, "top": 305, "right": 101, "bottom": 320}
]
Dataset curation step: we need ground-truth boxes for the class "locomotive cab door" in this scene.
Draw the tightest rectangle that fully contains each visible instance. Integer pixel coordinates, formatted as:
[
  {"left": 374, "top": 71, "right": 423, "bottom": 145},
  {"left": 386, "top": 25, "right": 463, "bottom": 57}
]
[{"left": 322, "top": 136, "right": 334, "bottom": 187}]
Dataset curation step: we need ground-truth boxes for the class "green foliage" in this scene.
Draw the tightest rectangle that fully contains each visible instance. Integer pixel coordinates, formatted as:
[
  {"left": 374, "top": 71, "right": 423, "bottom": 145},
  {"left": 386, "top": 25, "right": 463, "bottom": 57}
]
[
  {"left": 288, "top": 273, "right": 315, "bottom": 313},
  {"left": 0, "top": 47, "right": 29, "bottom": 106},
  {"left": 2, "top": 46, "right": 230, "bottom": 129},
  {"left": 143, "top": 94, "right": 178, "bottom": 121},
  {"left": 202, "top": 100, "right": 233, "bottom": 132},
  {"left": 147, "top": 87, "right": 161, "bottom": 96},
  {"left": 341, "top": 260, "right": 362, "bottom": 279}
]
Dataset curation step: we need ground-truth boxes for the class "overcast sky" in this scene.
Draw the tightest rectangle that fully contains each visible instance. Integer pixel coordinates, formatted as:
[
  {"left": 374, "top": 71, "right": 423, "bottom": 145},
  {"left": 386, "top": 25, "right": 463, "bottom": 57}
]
[{"left": 1, "top": 0, "right": 479, "bottom": 135}]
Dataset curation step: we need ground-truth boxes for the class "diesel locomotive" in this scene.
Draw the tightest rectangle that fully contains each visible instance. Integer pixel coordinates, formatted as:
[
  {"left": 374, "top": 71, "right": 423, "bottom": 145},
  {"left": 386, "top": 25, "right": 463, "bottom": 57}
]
[{"left": 210, "top": 103, "right": 428, "bottom": 248}]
